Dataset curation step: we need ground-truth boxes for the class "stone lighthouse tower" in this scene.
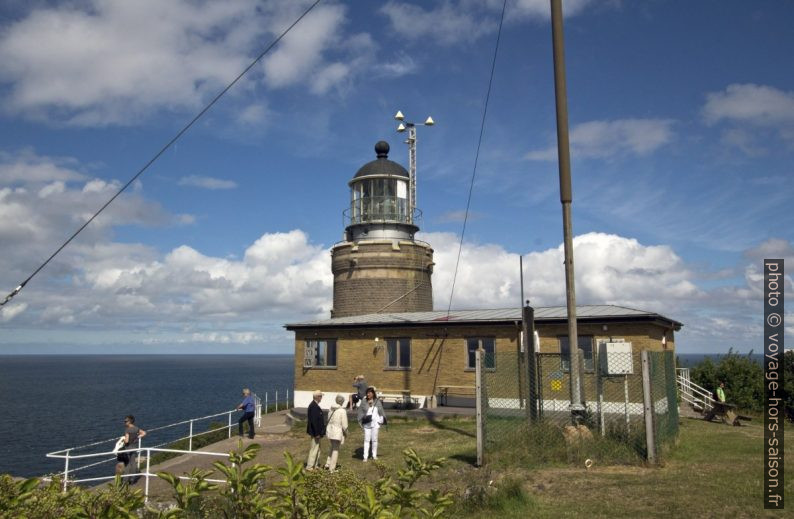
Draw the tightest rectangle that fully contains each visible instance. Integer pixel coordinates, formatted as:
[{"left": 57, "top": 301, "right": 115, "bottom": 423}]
[{"left": 330, "top": 141, "right": 434, "bottom": 317}]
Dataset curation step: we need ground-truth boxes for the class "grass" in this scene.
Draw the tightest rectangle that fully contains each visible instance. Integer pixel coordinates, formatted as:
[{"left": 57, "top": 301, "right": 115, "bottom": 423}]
[{"left": 287, "top": 415, "right": 793, "bottom": 518}]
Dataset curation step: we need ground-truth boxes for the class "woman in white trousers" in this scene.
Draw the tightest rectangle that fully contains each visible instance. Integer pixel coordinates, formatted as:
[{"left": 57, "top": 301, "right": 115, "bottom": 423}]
[{"left": 357, "top": 387, "right": 386, "bottom": 461}]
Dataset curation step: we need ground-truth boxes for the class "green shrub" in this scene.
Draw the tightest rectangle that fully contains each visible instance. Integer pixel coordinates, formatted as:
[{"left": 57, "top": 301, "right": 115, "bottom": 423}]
[
  {"left": 0, "top": 445, "right": 453, "bottom": 518},
  {"left": 691, "top": 349, "right": 764, "bottom": 412}
]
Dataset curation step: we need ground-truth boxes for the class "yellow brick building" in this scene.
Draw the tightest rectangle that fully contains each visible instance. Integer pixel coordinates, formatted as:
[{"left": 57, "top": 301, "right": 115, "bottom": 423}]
[{"left": 286, "top": 305, "right": 681, "bottom": 408}]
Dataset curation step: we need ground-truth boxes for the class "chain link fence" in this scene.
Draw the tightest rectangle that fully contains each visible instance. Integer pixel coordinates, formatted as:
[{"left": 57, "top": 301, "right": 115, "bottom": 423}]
[{"left": 476, "top": 348, "right": 678, "bottom": 466}]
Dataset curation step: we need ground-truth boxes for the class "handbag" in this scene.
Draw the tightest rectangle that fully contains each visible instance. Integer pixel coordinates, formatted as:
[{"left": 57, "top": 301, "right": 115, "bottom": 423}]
[{"left": 361, "top": 414, "right": 373, "bottom": 424}]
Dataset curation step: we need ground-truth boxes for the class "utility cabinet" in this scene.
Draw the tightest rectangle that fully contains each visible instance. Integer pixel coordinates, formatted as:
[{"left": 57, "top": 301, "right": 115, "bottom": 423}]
[{"left": 598, "top": 341, "right": 633, "bottom": 375}]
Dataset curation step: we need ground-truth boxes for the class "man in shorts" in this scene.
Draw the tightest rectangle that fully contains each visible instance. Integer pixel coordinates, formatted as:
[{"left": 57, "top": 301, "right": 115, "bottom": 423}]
[{"left": 115, "top": 415, "right": 147, "bottom": 484}]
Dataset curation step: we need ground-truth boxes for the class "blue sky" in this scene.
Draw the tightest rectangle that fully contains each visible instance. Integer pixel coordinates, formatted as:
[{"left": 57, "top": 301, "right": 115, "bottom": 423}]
[{"left": 0, "top": 0, "right": 791, "bottom": 354}]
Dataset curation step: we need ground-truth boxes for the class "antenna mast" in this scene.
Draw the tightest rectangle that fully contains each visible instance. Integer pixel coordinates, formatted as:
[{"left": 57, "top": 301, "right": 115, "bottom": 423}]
[{"left": 395, "top": 111, "right": 434, "bottom": 223}]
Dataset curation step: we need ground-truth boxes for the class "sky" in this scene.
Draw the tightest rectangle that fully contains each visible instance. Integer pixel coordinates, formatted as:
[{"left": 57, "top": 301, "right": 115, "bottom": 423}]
[{"left": 0, "top": 0, "right": 792, "bottom": 355}]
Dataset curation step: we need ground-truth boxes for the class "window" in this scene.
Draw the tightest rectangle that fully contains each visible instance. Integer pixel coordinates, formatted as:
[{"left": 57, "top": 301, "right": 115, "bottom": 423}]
[
  {"left": 385, "top": 338, "right": 411, "bottom": 369},
  {"left": 466, "top": 337, "right": 495, "bottom": 370},
  {"left": 559, "top": 335, "right": 594, "bottom": 372},
  {"left": 304, "top": 339, "right": 337, "bottom": 368}
]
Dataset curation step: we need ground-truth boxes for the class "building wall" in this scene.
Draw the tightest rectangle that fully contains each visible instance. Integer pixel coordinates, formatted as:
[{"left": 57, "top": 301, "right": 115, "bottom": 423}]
[
  {"left": 331, "top": 240, "right": 433, "bottom": 317},
  {"left": 536, "top": 322, "right": 676, "bottom": 353},
  {"left": 292, "top": 321, "right": 675, "bottom": 407}
]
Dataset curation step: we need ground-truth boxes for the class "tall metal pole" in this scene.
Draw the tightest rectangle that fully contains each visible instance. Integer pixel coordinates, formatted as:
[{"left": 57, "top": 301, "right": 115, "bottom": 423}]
[
  {"left": 407, "top": 125, "right": 417, "bottom": 221},
  {"left": 550, "top": 0, "right": 583, "bottom": 420}
]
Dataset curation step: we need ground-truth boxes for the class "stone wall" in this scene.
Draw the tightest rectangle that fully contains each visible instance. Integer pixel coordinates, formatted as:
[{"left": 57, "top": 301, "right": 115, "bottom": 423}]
[{"left": 331, "top": 240, "right": 434, "bottom": 317}]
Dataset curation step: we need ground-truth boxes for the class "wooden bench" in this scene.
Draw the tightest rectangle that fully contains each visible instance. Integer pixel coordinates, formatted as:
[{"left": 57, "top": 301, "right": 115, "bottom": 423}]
[
  {"left": 378, "top": 389, "right": 421, "bottom": 409},
  {"left": 437, "top": 385, "right": 475, "bottom": 406}
]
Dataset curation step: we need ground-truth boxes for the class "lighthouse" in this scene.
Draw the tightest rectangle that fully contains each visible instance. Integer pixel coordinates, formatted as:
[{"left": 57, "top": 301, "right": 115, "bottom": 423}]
[{"left": 330, "top": 141, "right": 434, "bottom": 317}]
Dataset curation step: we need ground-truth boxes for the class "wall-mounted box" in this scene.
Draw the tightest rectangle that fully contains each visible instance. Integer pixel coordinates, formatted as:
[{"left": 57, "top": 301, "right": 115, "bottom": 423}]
[{"left": 598, "top": 341, "right": 633, "bottom": 375}]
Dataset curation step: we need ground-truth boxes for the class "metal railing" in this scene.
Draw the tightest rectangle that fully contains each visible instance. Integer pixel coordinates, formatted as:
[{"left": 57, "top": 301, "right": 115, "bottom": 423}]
[
  {"left": 676, "top": 368, "right": 715, "bottom": 413},
  {"left": 44, "top": 389, "right": 292, "bottom": 489},
  {"left": 343, "top": 198, "right": 423, "bottom": 226},
  {"left": 46, "top": 446, "right": 229, "bottom": 503}
]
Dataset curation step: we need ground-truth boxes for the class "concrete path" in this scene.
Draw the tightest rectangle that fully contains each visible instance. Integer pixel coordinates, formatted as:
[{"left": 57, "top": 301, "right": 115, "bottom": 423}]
[{"left": 133, "top": 410, "right": 297, "bottom": 502}]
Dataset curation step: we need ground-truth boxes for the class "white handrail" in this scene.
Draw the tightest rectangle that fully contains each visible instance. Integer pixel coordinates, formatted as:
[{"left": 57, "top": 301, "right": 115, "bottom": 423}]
[
  {"left": 44, "top": 389, "right": 291, "bottom": 478},
  {"left": 45, "top": 446, "right": 232, "bottom": 504},
  {"left": 676, "top": 369, "right": 716, "bottom": 412}
]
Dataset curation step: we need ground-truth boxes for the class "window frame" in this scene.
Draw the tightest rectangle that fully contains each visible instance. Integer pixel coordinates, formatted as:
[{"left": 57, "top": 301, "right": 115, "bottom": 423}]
[
  {"left": 558, "top": 335, "right": 594, "bottom": 373},
  {"left": 384, "top": 337, "right": 411, "bottom": 370},
  {"left": 304, "top": 338, "right": 338, "bottom": 369},
  {"left": 464, "top": 337, "right": 496, "bottom": 371}
]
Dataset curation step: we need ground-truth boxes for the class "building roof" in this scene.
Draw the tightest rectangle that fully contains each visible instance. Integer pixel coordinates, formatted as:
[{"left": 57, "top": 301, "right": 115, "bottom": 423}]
[
  {"left": 353, "top": 141, "right": 409, "bottom": 179},
  {"left": 285, "top": 304, "right": 683, "bottom": 330}
]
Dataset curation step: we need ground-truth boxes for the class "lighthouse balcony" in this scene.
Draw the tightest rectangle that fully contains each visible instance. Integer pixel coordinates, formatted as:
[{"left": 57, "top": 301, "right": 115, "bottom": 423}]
[{"left": 343, "top": 197, "right": 423, "bottom": 227}]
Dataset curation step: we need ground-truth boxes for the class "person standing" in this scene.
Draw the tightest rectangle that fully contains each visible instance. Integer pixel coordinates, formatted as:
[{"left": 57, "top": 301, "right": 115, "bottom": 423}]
[
  {"left": 350, "top": 375, "right": 367, "bottom": 409},
  {"left": 324, "top": 394, "right": 349, "bottom": 472},
  {"left": 115, "top": 415, "right": 146, "bottom": 483},
  {"left": 306, "top": 390, "right": 326, "bottom": 470},
  {"left": 357, "top": 387, "right": 385, "bottom": 462},
  {"left": 715, "top": 381, "right": 726, "bottom": 404},
  {"left": 237, "top": 388, "right": 256, "bottom": 439}
]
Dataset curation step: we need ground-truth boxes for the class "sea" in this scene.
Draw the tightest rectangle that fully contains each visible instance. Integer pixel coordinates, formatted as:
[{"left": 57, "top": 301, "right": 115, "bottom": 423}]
[{"left": 0, "top": 355, "right": 294, "bottom": 479}]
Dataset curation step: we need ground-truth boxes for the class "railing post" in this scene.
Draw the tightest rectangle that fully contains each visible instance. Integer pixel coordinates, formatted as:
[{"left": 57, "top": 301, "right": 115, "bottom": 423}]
[
  {"left": 189, "top": 420, "right": 194, "bottom": 451},
  {"left": 287, "top": 388, "right": 290, "bottom": 409},
  {"left": 228, "top": 412, "right": 232, "bottom": 439},
  {"left": 641, "top": 350, "right": 657, "bottom": 464},
  {"left": 255, "top": 397, "right": 261, "bottom": 427},
  {"left": 475, "top": 348, "right": 484, "bottom": 467},
  {"left": 265, "top": 392, "right": 268, "bottom": 414},
  {"left": 137, "top": 437, "right": 142, "bottom": 470},
  {"left": 145, "top": 448, "right": 151, "bottom": 504},
  {"left": 62, "top": 449, "right": 71, "bottom": 492},
  {"left": 275, "top": 390, "right": 279, "bottom": 412}
]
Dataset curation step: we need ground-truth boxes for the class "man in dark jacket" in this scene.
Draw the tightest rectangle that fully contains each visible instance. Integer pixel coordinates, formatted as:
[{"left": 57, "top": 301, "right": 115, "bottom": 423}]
[{"left": 306, "top": 390, "right": 325, "bottom": 469}]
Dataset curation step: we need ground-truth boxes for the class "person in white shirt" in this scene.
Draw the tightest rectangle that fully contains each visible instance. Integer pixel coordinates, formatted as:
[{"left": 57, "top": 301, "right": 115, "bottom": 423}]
[{"left": 356, "top": 387, "right": 386, "bottom": 461}]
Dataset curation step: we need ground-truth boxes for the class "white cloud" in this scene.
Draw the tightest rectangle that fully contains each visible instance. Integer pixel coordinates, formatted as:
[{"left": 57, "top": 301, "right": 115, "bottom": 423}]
[
  {"left": 0, "top": 0, "right": 386, "bottom": 126},
  {"left": 703, "top": 83, "right": 794, "bottom": 126},
  {"left": 0, "top": 302, "right": 27, "bottom": 322},
  {"left": 262, "top": 3, "right": 347, "bottom": 89},
  {"left": 425, "top": 231, "right": 699, "bottom": 312},
  {"left": 526, "top": 118, "right": 675, "bottom": 161},
  {"left": 702, "top": 84, "right": 794, "bottom": 151},
  {"left": 0, "top": 149, "right": 86, "bottom": 184},
  {"left": 379, "top": 1, "right": 496, "bottom": 46},
  {"left": 178, "top": 175, "right": 238, "bottom": 190},
  {"left": 237, "top": 103, "right": 269, "bottom": 125},
  {"left": 380, "top": 0, "right": 596, "bottom": 46},
  {"left": 0, "top": 0, "right": 264, "bottom": 125}
]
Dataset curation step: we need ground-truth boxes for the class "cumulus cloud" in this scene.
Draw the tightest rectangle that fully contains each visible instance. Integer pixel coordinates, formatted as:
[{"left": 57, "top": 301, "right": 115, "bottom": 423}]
[
  {"left": 0, "top": 0, "right": 263, "bottom": 125},
  {"left": 425, "top": 231, "right": 699, "bottom": 313},
  {"left": 0, "top": 0, "right": 397, "bottom": 126},
  {"left": 178, "top": 175, "right": 237, "bottom": 190},
  {"left": 1, "top": 147, "right": 784, "bottom": 354},
  {"left": 526, "top": 118, "right": 675, "bottom": 161}
]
